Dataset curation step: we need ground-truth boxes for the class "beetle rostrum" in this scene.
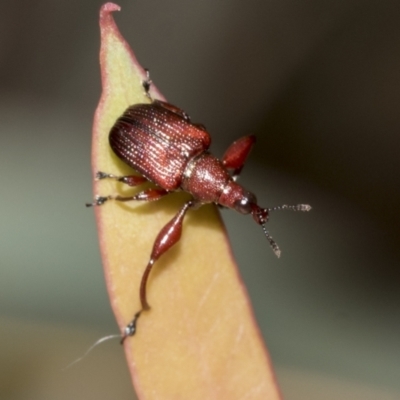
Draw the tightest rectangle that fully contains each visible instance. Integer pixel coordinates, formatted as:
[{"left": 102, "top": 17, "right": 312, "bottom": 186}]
[{"left": 87, "top": 71, "right": 311, "bottom": 341}]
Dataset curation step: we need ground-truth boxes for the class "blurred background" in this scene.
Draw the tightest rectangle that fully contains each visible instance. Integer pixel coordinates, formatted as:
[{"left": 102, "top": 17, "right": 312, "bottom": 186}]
[{"left": 1, "top": 0, "right": 399, "bottom": 399}]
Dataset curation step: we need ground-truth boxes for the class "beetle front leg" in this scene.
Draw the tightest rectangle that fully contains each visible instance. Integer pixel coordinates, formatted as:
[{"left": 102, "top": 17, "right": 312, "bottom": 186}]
[
  {"left": 121, "top": 199, "right": 197, "bottom": 342},
  {"left": 222, "top": 135, "right": 256, "bottom": 180},
  {"left": 86, "top": 188, "right": 168, "bottom": 207}
]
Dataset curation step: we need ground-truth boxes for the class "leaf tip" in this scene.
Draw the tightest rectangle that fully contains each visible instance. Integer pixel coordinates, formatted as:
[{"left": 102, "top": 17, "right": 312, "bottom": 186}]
[
  {"left": 101, "top": 2, "right": 121, "bottom": 13},
  {"left": 100, "top": 2, "right": 121, "bottom": 26}
]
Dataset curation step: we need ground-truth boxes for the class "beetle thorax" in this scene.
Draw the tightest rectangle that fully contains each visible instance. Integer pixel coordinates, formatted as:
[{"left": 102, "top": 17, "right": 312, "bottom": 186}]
[{"left": 181, "top": 153, "right": 232, "bottom": 203}]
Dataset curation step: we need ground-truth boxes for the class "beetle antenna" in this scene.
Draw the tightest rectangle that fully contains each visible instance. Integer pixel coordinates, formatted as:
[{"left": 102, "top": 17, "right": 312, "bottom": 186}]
[
  {"left": 261, "top": 223, "right": 281, "bottom": 258},
  {"left": 259, "top": 204, "right": 310, "bottom": 257},
  {"left": 268, "top": 204, "right": 312, "bottom": 212}
]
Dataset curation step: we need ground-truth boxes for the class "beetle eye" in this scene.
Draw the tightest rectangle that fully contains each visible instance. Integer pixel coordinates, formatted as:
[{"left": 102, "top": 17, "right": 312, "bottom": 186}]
[{"left": 234, "top": 191, "right": 256, "bottom": 214}]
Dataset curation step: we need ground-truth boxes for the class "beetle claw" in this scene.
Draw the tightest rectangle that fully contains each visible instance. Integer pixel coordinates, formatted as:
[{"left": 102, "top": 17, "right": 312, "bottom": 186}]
[
  {"left": 121, "top": 311, "right": 143, "bottom": 344},
  {"left": 95, "top": 196, "right": 109, "bottom": 206},
  {"left": 95, "top": 171, "right": 110, "bottom": 180},
  {"left": 86, "top": 195, "right": 109, "bottom": 207},
  {"left": 143, "top": 68, "right": 152, "bottom": 99}
]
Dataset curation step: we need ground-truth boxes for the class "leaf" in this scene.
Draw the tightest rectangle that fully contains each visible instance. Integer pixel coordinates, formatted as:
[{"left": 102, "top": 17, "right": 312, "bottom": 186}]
[{"left": 91, "top": 3, "right": 282, "bottom": 399}]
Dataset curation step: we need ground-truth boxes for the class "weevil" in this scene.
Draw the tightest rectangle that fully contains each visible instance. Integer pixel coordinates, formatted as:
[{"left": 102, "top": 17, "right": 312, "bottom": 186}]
[{"left": 87, "top": 71, "right": 311, "bottom": 341}]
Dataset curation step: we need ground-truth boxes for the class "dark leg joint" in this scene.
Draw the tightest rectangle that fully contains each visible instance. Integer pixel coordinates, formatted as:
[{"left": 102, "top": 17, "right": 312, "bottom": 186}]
[
  {"left": 85, "top": 195, "right": 110, "bottom": 207},
  {"left": 143, "top": 68, "right": 152, "bottom": 98},
  {"left": 95, "top": 171, "right": 110, "bottom": 180},
  {"left": 120, "top": 310, "right": 144, "bottom": 344}
]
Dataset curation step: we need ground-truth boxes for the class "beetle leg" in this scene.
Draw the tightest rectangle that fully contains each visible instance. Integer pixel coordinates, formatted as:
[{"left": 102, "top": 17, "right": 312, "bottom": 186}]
[
  {"left": 86, "top": 188, "right": 168, "bottom": 207},
  {"left": 95, "top": 171, "right": 148, "bottom": 187},
  {"left": 143, "top": 68, "right": 152, "bottom": 100},
  {"left": 121, "top": 200, "right": 197, "bottom": 342},
  {"left": 115, "top": 188, "right": 169, "bottom": 202},
  {"left": 222, "top": 135, "right": 256, "bottom": 180}
]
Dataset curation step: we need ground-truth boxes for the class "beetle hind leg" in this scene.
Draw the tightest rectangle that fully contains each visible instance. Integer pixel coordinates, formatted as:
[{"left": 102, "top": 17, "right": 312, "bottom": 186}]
[{"left": 121, "top": 200, "right": 197, "bottom": 342}]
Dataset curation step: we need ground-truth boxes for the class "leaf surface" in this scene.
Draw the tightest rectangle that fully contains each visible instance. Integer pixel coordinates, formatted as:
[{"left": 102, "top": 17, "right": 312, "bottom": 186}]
[{"left": 92, "top": 3, "right": 282, "bottom": 399}]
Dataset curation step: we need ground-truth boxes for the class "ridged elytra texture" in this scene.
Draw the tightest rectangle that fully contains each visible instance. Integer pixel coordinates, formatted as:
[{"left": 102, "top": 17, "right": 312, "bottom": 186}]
[{"left": 109, "top": 100, "right": 211, "bottom": 190}]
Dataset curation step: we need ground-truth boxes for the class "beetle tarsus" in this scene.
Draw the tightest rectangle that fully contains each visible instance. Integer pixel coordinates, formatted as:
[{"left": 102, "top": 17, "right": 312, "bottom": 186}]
[
  {"left": 85, "top": 195, "right": 109, "bottom": 207},
  {"left": 121, "top": 310, "right": 143, "bottom": 344},
  {"left": 95, "top": 171, "right": 110, "bottom": 180},
  {"left": 143, "top": 68, "right": 152, "bottom": 99}
]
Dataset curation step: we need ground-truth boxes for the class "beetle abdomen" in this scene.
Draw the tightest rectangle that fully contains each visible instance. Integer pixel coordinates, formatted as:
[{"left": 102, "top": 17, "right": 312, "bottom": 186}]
[{"left": 109, "top": 101, "right": 211, "bottom": 190}]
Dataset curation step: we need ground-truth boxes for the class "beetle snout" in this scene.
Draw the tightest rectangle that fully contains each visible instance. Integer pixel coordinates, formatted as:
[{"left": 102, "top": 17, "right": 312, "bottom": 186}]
[{"left": 233, "top": 191, "right": 257, "bottom": 215}]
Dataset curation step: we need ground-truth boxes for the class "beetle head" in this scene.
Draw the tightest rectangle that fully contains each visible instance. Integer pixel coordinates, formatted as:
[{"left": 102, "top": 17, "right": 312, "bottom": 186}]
[
  {"left": 232, "top": 190, "right": 281, "bottom": 258},
  {"left": 219, "top": 183, "right": 280, "bottom": 257},
  {"left": 220, "top": 182, "right": 311, "bottom": 257}
]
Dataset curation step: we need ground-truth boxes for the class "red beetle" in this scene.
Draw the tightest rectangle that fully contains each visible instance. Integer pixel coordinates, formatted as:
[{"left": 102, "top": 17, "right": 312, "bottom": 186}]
[{"left": 88, "top": 72, "right": 311, "bottom": 341}]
